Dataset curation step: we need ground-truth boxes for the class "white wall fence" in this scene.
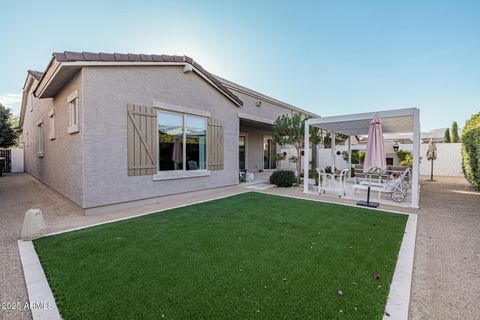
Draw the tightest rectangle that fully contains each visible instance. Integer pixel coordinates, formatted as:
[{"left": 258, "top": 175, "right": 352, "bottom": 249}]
[{"left": 317, "top": 143, "right": 463, "bottom": 177}]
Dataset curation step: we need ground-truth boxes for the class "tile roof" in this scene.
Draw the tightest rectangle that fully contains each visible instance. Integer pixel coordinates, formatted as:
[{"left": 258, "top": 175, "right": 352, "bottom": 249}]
[
  {"left": 27, "top": 70, "right": 44, "bottom": 81},
  {"left": 52, "top": 51, "right": 243, "bottom": 106}
]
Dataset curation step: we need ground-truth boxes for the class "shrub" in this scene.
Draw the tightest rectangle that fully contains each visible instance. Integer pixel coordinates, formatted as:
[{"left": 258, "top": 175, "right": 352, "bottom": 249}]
[
  {"left": 270, "top": 170, "right": 296, "bottom": 187},
  {"left": 342, "top": 150, "right": 365, "bottom": 164},
  {"left": 397, "top": 150, "right": 413, "bottom": 167},
  {"left": 462, "top": 113, "right": 480, "bottom": 188}
]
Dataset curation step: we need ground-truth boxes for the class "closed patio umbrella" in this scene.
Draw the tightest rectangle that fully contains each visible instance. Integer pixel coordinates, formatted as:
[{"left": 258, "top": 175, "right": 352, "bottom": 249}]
[
  {"left": 426, "top": 138, "right": 437, "bottom": 181},
  {"left": 363, "top": 114, "right": 386, "bottom": 172},
  {"left": 172, "top": 137, "right": 183, "bottom": 169},
  {"left": 358, "top": 114, "right": 385, "bottom": 208}
]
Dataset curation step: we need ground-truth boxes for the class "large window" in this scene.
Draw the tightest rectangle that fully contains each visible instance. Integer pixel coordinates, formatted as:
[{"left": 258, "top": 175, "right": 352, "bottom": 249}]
[{"left": 158, "top": 111, "right": 207, "bottom": 171}]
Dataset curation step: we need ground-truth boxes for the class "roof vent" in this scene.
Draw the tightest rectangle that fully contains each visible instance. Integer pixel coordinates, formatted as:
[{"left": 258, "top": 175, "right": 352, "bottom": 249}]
[{"left": 183, "top": 64, "right": 193, "bottom": 73}]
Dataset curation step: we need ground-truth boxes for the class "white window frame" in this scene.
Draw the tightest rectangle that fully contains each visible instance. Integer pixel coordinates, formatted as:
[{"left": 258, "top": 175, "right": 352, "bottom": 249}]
[
  {"left": 153, "top": 109, "right": 210, "bottom": 181},
  {"left": 48, "top": 108, "right": 55, "bottom": 140},
  {"left": 37, "top": 122, "right": 44, "bottom": 157},
  {"left": 67, "top": 90, "right": 79, "bottom": 134}
]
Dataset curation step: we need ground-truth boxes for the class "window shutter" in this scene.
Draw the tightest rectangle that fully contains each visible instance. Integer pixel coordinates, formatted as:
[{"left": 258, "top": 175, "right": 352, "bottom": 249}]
[
  {"left": 127, "top": 104, "right": 157, "bottom": 176},
  {"left": 207, "top": 118, "right": 224, "bottom": 171}
]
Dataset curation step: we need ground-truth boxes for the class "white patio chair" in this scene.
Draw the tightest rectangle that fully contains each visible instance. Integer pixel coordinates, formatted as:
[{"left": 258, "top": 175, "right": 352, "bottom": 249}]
[
  {"left": 317, "top": 167, "right": 350, "bottom": 197},
  {"left": 353, "top": 168, "right": 411, "bottom": 202}
]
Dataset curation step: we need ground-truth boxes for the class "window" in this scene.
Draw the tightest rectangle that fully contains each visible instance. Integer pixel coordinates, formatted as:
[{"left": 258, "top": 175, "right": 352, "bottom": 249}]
[
  {"left": 48, "top": 109, "right": 55, "bottom": 140},
  {"left": 37, "top": 123, "right": 44, "bottom": 157},
  {"left": 67, "top": 90, "right": 79, "bottom": 134},
  {"left": 157, "top": 111, "right": 207, "bottom": 172}
]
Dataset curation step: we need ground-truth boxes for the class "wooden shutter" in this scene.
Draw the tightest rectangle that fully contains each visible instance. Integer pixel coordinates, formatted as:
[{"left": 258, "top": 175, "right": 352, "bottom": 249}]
[
  {"left": 127, "top": 104, "right": 157, "bottom": 176},
  {"left": 207, "top": 118, "right": 224, "bottom": 170}
]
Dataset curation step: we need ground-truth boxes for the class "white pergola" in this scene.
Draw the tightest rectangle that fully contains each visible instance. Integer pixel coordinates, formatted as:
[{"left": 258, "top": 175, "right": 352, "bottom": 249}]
[{"left": 304, "top": 108, "right": 420, "bottom": 208}]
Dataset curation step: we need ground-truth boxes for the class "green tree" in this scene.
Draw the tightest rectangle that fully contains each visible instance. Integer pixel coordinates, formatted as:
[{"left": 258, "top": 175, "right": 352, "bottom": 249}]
[
  {"left": 444, "top": 128, "right": 451, "bottom": 143},
  {"left": 397, "top": 150, "right": 413, "bottom": 166},
  {"left": 309, "top": 125, "right": 322, "bottom": 170},
  {"left": 272, "top": 112, "right": 307, "bottom": 184},
  {"left": 461, "top": 112, "right": 480, "bottom": 188},
  {"left": 0, "top": 103, "right": 17, "bottom": 148},
  {"left": 451, "top": 121, "right": 460, "bottom": 143}
]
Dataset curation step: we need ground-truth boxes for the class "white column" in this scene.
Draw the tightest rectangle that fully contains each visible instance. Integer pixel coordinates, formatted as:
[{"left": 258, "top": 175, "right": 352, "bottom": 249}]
[
  {"left": 411, "top": 109, "right": 420, "bottom": 208},
  {"left": 303, "top": 122, "right": 310, "bottom": 193},
  {"left": 331, "top": 131, "right": 336, "bottom": 171},
  {"left": 348, "top": 136, "right": 352, "bottom": 178}
]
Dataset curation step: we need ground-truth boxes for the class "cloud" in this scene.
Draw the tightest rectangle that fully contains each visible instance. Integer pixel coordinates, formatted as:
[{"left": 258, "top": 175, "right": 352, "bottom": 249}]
[{"left": 0, "top": 93, "right": 22, "bottom": 115}]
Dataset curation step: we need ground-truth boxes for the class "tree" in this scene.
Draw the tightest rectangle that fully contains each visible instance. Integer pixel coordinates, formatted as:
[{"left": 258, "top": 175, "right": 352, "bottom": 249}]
[
  {"left": 0, "top": 103, "right": 17, "bottom": 149},
  {"left": 309, "top": 125, "right": 322, "bottom": 170},
  {"left": 397, "top": 150, "right": 413, "bottom": 166},
  {"left": 444, "top": 128, "right": 451, "bottom": 143},
  {"left": 451, "top": 121, "right": 460, "bottom": 143},
  {"left": 272, "top": 112, "right": 307, "bottom": 184},
  {"left": 461, "top": 113, "right": 480, "bottom": 188}
]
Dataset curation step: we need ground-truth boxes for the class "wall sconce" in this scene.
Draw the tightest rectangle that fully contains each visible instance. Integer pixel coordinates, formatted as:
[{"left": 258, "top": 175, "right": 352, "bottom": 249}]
[{"left": 393, "top": 141, "right": 399, "bottom": 152}]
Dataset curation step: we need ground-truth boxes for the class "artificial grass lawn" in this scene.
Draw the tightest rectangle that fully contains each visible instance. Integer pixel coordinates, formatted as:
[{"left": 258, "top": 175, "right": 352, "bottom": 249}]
[{"left": 34, "top": 192, "right": 408, "bottom": 320}]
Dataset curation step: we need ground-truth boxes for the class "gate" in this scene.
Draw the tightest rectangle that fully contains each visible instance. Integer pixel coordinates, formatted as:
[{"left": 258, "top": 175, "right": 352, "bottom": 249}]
[{"left": 0, "top": 149, "right": 11, "bottom": 174}]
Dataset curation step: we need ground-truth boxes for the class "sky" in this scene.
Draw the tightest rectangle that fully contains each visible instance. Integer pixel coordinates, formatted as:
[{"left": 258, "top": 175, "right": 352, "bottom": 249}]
[{"left": 1, "top": 0, "right": 479, "bottom": 132}]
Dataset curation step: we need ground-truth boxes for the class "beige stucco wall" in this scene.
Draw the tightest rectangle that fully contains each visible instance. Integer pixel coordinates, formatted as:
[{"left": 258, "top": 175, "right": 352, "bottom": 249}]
[
  {"left": 22, "top": 64, "right": 312, "bottom": 211},
  {"left": 81, "top": 66, "right": 242, "bottom": 209},
  {"left": 22, "top": 72, "right": 84, "bottom": 205}
]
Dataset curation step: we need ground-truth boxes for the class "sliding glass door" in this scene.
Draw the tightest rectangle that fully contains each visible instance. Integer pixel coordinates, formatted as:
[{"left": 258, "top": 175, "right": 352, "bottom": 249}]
[
  {"left": 239, "top": 136, "right": 246, "bottom": 170},
  {"left": 263, "top": 136, "right": 277, "bottom": 170}
]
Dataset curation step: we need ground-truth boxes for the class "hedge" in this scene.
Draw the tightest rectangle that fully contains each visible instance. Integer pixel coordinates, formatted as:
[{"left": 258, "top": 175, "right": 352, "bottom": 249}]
[
  {"left": 462, "top": 112, "right": 480, "bottom": 188},
  {"left": 269, "top": 170, "right": 296, "bottom": 187}
]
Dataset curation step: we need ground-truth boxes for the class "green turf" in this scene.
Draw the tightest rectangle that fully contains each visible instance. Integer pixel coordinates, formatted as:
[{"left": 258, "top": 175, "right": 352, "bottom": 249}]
[{"left": 34, "top": 192, "right": 408, "bottom": 320}]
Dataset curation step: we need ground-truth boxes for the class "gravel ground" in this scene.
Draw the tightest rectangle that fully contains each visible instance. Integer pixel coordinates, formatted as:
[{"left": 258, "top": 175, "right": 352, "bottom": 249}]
[
  {"left": 409, "top": 177, "right": 480, "bottom": 319},
  {"left": 1, "top": 173, "right": 479, "bottom": 319}
]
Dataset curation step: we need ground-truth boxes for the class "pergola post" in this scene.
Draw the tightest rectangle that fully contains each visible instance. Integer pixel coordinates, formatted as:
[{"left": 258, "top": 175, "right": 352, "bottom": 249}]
[
  {"left": 411, "top": 109, "right": 420, "bottom": 208},
  {"left": 303, "top": 121, "right": 310, "bottom": 193},
  {"left": 348, "top": 136, "right": 352, "bottom": 178},
  {"left": 331, "top": 131, "right": 336, "bottom": 171}
]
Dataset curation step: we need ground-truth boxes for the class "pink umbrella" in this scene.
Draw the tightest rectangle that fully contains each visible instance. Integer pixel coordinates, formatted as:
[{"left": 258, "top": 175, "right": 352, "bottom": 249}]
[
  {"left": 172, "top": 137, "right": 183, "bottom": 169},
  {"left": 363, "top": 115, "right": 386, "bottom": 172}
]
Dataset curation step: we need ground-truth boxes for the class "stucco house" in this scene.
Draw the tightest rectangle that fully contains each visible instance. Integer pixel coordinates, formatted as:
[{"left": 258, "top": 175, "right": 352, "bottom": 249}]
[{"left": 19, "top": 51, "right": 316, "bottom": 214}]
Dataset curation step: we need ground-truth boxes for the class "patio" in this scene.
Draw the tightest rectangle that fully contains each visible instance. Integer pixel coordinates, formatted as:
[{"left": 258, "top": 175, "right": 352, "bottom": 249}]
[{"left": 304, "top": 108, "right": 421, "bottom": 208}]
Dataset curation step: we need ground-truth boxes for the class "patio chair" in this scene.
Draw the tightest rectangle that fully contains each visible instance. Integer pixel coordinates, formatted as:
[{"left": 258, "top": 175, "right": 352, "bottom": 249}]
[
  {"left": 239, "top": 169, "right": 247, "bottom": 183},
  {"left": 353, "top": 168, "right": 411, "bottom": 202},
  {"left": 188, "top": 161, "right": 199, "bottom": 170},
  {"left": 317, "top": 167, "right": 350, "bottom": 197}
]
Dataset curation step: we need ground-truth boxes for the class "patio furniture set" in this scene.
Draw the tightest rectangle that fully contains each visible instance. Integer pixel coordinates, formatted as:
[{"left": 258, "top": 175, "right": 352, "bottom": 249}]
[{"left": 316, "top": 166, "right": 411, "bottom": 203}]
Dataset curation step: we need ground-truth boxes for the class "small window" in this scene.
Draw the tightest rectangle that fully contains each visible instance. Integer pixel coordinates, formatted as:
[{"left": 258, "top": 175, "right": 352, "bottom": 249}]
[
  {"left": 67, "top": 90, "right": 79, "bottom": 134},
  {"left": 48, "top": 109, "right": 55, "bottom": 140},
  {"left": 37, "top": 123, "right": 44, "bottom": 157}
]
